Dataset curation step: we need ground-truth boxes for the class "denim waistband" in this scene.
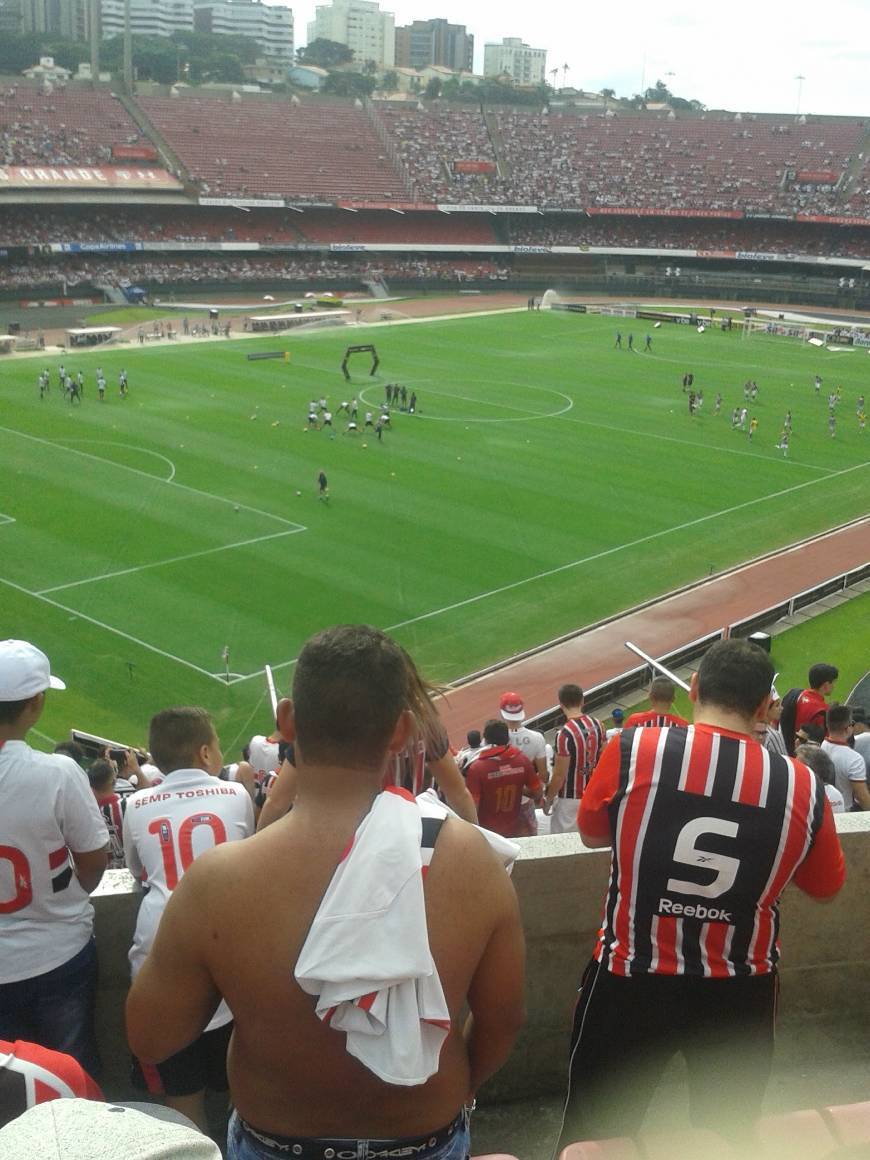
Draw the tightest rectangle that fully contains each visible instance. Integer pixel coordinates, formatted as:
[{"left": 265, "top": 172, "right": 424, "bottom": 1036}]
[{"left": 234, "top": 1111, "right": 465, "bottom": 1160}]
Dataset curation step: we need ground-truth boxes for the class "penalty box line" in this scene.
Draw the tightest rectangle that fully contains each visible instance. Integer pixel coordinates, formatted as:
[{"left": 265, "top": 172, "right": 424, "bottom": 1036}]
[
  {"left": 0, "top": 425, "right": 304, "bottom": 532},
  {"left": 0, "top": 574, "right": 226, "bottom": 684},
  {"left": 36, "top": 528, "right": 305, "bottom": 596},
  {"left": 226, "top": 457, "right": 870, "bottom": 687}
]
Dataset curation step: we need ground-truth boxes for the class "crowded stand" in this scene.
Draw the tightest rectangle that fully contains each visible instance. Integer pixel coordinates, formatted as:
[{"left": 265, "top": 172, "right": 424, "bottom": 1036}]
[
  {"left": 138, "top": 95, "right": 408, "bottom": 202},
  {"left": 0, "top": 626, "right": 864, "bottom": 1155},
  {"left": 0, "top": 84, "right": 149, "bottom": 167},
  {"left": 0, "top": 252, "right": 508, "bottom": 291}
]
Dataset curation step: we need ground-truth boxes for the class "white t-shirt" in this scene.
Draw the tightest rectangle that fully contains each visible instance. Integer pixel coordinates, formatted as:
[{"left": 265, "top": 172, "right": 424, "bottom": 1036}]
[
  {"left": 821, "top": 739, "right": 867, "bottom": 812},
  {"left": 0, "top": 740, "right": 108, "bottom": 983},
  {"left": 123, "top": 768, "right": 254, "bottom": 1030},
  {"left": 508, "top": 725, "right": 547, "bottom": 836},
  {"left": 825, "top": 783, "right": 846, "bottom": 814},
  {"left": 853, "top": 732, "right": 870, "bottom": 773},
  {"left": 248, "top": 735, "right": 280, "bottom": 776}
]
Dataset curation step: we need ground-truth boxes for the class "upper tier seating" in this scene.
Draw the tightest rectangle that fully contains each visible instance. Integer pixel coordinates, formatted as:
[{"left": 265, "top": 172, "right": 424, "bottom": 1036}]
[
  {"left": 0, "top": 85, "right": 146, "bottom": 166},
  {"left": 138, "top": 95, "right": 408, "bottom": 202}
]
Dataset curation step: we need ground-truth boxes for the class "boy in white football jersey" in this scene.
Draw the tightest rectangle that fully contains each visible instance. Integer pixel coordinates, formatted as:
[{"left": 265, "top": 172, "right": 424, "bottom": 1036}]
[{"left": 123, "top": 707, "right": 254, "bottom": 1131}]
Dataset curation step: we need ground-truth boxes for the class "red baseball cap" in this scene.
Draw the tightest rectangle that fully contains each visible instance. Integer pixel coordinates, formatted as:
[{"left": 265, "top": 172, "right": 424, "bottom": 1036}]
[{"left": 499, "top": 692, "right": 525, "bottom": 722}]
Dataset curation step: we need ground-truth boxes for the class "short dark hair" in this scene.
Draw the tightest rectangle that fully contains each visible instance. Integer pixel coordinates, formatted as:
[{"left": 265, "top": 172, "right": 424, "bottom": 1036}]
[
  {"left": 149, "top": 707, "right": 216, "bottom": 774},
  {"left": 483, "top": 718, "right": 509, "bottom": 746},
  {"left": 466, "top": 729, "right": 481, "bottom": 748},
  {"left": 797, "top": 721, "right": 825, "bottom": 745},
  {"left": 826, "top": 703, "right": 852, "bottom": 733},
  {"left": 0, "top": 697, "right": 32, "bottom": 725},
  {"left": 54, "top": 740, "right": 87, "bottom": 763},
  {"left": 292, "top": 625, "right": 408, "bottom": 770},
  {"left": 558, "top": 683, "right": 584, "bottom": 708},
  {"left": 808, "top": 663, "right": 838, "bottom": 690},
  {"left": 696, "top": 640, "right": 774, "bottom": 718},
  {"left": 649, "top": 677, "right": 676, "bottom": 705},
  {"left": 795, "top": 744, "right": 836, "bottom": 786},
  {"left": 87, "top": 758, "right": 115, "bottom": 792}
]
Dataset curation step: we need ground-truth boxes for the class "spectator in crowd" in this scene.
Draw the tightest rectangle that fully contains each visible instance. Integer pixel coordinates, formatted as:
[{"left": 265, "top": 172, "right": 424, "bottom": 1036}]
[
  {"left": 851, "top": 707, "right": 870, "bottom": 772},
  {"left": 796, "top": 743, "right": 845, "bottom": 814},
  {"left": 822, "top": 704, "right": 870, "bottom": 811},
  {"left": 545, "top": 684, "right": 605, "bottom": 835},
  {"left": 123, "top": 707, "right": 255, "bottom": 1131},
  {"left": 127, "top": 625, "right": 524, "bottom": 1160},
  {"left": 0, "top": 640, "right": 108, "bottom": 1078},
  {"left": 0, "top": 1040, "right": 103, "bottom": 1129},
  {"left": 246, "top": 728, "right": 281, "bottom": 779},
  {"left": 790, "top": 663, "right": 839, "bottom": 747},
  {"left": 454, "top": 728, "right": 484, "bottom": 774},
  {"left": 465, "top": 719, "right": 543, "bottom": 838},
  {"left": 760, "top": 694, "right": 789, "bottom": 756},
  {"left": 558, "top": 640, "right": 846, "bottom": 1150},
  {"left": 498, "top": 691, "right": 548, "bottom": 836},
  {"left": 86, "top": 759, "right": 126, "bottom": 870},
  {"left": 623, "top": 677, "right": 689, "bottom": 729}
]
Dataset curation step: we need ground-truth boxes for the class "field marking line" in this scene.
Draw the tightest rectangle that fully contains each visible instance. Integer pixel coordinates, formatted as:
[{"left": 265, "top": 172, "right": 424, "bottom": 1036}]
[
  {"left": 0, "top": 425, "right": 304, "bottom": 531},
  {"left": 0, "top": 575, "right": 225, "bottom": 684},
  {"left": 37, "top": 528, "right": 305, "bottom": 595},
  {"left": 228, "top": 458, "right": 870, "bottom": 685},
  {"left": 359, "top": 382, "right": 574, "bottom": 423},
  {"left": 0, "top": 514, "right": 16, "bottom": 527},
  {"left": 31, "top": 727, "right": 57, "bottom": 747},
  {"left": 59, "top": 439, "right": 177, "bottom": 482}
]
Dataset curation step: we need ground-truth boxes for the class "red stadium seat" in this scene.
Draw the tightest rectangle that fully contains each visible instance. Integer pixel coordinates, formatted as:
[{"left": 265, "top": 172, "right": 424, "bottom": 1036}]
[
  {"left": 822, "top": 1100, "right": 870, "bottom": 1146},
  {"left": 558, "top": 1139, "right": 639, "bottom": 1159},
  {"left": 756, "top": 1109, "right": 838, "bottom": 1157}
]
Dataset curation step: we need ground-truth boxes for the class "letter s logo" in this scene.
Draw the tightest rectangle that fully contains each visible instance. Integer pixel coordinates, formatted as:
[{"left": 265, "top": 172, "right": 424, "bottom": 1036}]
[{"left": 667, "top": 817, "right": 740, "bottom": 899}]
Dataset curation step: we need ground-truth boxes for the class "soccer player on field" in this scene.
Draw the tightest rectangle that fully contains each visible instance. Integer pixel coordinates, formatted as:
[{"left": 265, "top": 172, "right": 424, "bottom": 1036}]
[
  {"left": 317, "top": 470, "right": 329, "bottom": 501},
  {"left": 465, "top": 720, "right": 543, "bottom": 839},
  {"left": 123, "top": 707, "right": 254, "bottom": 1131},
  {"left": 557, "top": 640, "right": 845, "bottom": 1150}
]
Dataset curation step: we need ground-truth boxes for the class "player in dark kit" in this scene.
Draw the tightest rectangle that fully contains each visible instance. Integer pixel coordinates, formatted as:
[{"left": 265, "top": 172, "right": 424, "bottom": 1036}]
[
  {"left": 557, "top": 639, "right": 845, "bottom": 1151},
  {"left": 317, "top": 470, "right": 329, "bottom": 501}
]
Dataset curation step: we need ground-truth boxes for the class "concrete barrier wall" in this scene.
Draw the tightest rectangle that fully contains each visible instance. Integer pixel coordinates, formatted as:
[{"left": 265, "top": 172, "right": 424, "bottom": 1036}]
[{"left": 92, "top": 813, "right": 870, "bottom": 1103}]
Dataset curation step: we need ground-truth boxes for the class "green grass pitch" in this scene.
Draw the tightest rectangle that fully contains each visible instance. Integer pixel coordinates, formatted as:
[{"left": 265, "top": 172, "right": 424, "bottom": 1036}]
[{"left": 1, "top": 310, "right": 868, "bottom": 754}]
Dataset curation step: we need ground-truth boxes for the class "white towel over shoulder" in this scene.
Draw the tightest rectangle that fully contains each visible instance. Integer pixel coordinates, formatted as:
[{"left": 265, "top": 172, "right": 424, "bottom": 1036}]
[{"left": 294, "top": 789, "right": 451, "bottom": 1086}]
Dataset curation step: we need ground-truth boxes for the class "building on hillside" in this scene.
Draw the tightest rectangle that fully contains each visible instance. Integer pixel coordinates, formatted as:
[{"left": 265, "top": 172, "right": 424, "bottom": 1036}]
[
  {"left": 394, "top": 18, "right": 472, "bottom": 72},
  {"left": 194, "top": 1, "right": 294, "bottom": 65},
  {"left": 100, "top": 0, "right": 195, "bottom": 40},
  {"left": 483, "top": 37, "right": 546, "bottom": 86},
  {"left": 307, "top": 0, "right": 395, "bottom": 69},
  {"left": 22, "top": 55, "right": 73, "bottom": 82},
  {"left": 288, "top": 63, "right": 329, "bottom": 89},
  {"left": 20, "top": 0, "right": 94, "bottom": 39},
  {"left": 0, "top": 0, "right": 23, "bottom": 33}
]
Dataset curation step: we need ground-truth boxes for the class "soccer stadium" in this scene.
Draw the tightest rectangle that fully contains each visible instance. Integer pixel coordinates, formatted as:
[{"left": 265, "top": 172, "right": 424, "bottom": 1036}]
[{"left": 1, "top": 16, "right": 870, "bottom": 1160}]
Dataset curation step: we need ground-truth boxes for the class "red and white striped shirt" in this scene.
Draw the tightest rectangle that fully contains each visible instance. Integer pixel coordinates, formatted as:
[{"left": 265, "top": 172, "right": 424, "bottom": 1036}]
[
  {"left": 623, "top": 710, "right": 689, "bottom": 729},
  {"left": 579, "top": 724, "right": 845, "bottom": 979},
  {"left": 555, "top": 714, "right": 606, "bottom": 798}
]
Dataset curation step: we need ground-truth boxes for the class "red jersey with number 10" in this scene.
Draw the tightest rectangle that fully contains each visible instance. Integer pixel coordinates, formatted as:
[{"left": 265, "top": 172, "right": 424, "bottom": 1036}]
[
  {"left": 579, "top": 725, "right": 844, "bottom": 979},
  {"left": 465, "top": 745, "right": 542, "bottom": 838}
]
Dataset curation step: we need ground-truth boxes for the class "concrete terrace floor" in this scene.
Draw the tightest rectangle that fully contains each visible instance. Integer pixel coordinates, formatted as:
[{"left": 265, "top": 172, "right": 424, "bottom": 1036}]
[{"left": 470, "top": 1011, "right": 870, "bottom": 1160}]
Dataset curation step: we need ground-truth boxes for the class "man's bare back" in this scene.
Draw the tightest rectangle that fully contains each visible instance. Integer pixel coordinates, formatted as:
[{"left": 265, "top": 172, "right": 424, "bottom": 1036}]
[{"left": 127, "top": 626, "right": 525, "bottom": 1146}]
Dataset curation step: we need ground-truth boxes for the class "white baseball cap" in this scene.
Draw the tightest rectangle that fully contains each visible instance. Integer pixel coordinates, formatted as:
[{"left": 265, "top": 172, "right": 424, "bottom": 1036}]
[
  {"left": 0, "top": 1100, "right": 221, "bottom": 1158},
  {"left": 0, "top": 639, "right": 66, "bottom": 701}
]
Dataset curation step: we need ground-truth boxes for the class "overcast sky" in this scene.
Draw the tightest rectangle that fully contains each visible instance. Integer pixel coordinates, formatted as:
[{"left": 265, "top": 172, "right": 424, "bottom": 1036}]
[{"left": 262, "top": 0, "right": 869, "bottom": 116}]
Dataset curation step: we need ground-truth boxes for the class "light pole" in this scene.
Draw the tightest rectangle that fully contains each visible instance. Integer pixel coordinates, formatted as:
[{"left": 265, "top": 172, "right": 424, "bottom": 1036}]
[{"left": 795, "top": 74, "right": 805, "bottom": 115}]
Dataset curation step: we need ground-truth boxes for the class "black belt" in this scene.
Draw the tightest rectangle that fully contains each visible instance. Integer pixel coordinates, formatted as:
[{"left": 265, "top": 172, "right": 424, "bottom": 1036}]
[{"left": 235, "top": 1111, "right": 465, "bottom": 1159}]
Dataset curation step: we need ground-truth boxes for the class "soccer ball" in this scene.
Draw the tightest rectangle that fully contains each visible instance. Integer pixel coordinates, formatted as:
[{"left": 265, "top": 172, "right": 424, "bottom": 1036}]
[
  {"left": 234, "top": 505, "right": 240, "bottom": 512},
  {"left": 296, "top": 490, "right": 301, "bottom": 496}
]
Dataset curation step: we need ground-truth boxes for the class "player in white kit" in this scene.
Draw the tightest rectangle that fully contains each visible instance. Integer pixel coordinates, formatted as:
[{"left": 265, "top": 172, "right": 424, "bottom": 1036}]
[{"left": 123, "top": 707, "right": 254, "bottom": 1131}]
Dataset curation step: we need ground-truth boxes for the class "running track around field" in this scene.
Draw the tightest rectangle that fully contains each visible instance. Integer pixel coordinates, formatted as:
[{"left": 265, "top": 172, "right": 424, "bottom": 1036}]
[{"left": 438, "top": 518, "right": 870, "bottom": 741}]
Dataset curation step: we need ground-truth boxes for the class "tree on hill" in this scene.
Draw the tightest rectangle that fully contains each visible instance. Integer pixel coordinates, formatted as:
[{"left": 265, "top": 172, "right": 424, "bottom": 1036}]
[
  {"left": 323, "top": 70, "right": 375, "bottom": 97},
  {"left": 297, "top": 39, "right": 354, "bottom": 69}
]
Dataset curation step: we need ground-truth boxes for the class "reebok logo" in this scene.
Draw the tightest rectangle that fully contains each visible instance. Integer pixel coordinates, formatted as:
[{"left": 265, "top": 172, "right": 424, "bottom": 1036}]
[{"left": 658, "top": 898, "right": 733, "bottom": 923}]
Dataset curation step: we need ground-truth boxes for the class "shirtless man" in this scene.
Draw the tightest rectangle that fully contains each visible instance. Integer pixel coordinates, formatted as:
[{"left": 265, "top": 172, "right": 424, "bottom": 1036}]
[{"left": 127, "top": 625, "right": 524, "bottom": 1159}]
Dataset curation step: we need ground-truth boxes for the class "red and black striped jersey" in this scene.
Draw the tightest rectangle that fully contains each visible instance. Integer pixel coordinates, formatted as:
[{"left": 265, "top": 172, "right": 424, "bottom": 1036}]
[
  {"left": 555, "top": 714, "right": 606, "bottom": 798},
  {"left": 579, "top": 725, "right": 845, "bottom": 979},
  {"left": 0, "top": 1039, "right": 102, "bottom": 1129},
  {"left": 624, "top": 710, "right": 689, "bottom": 729}
]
